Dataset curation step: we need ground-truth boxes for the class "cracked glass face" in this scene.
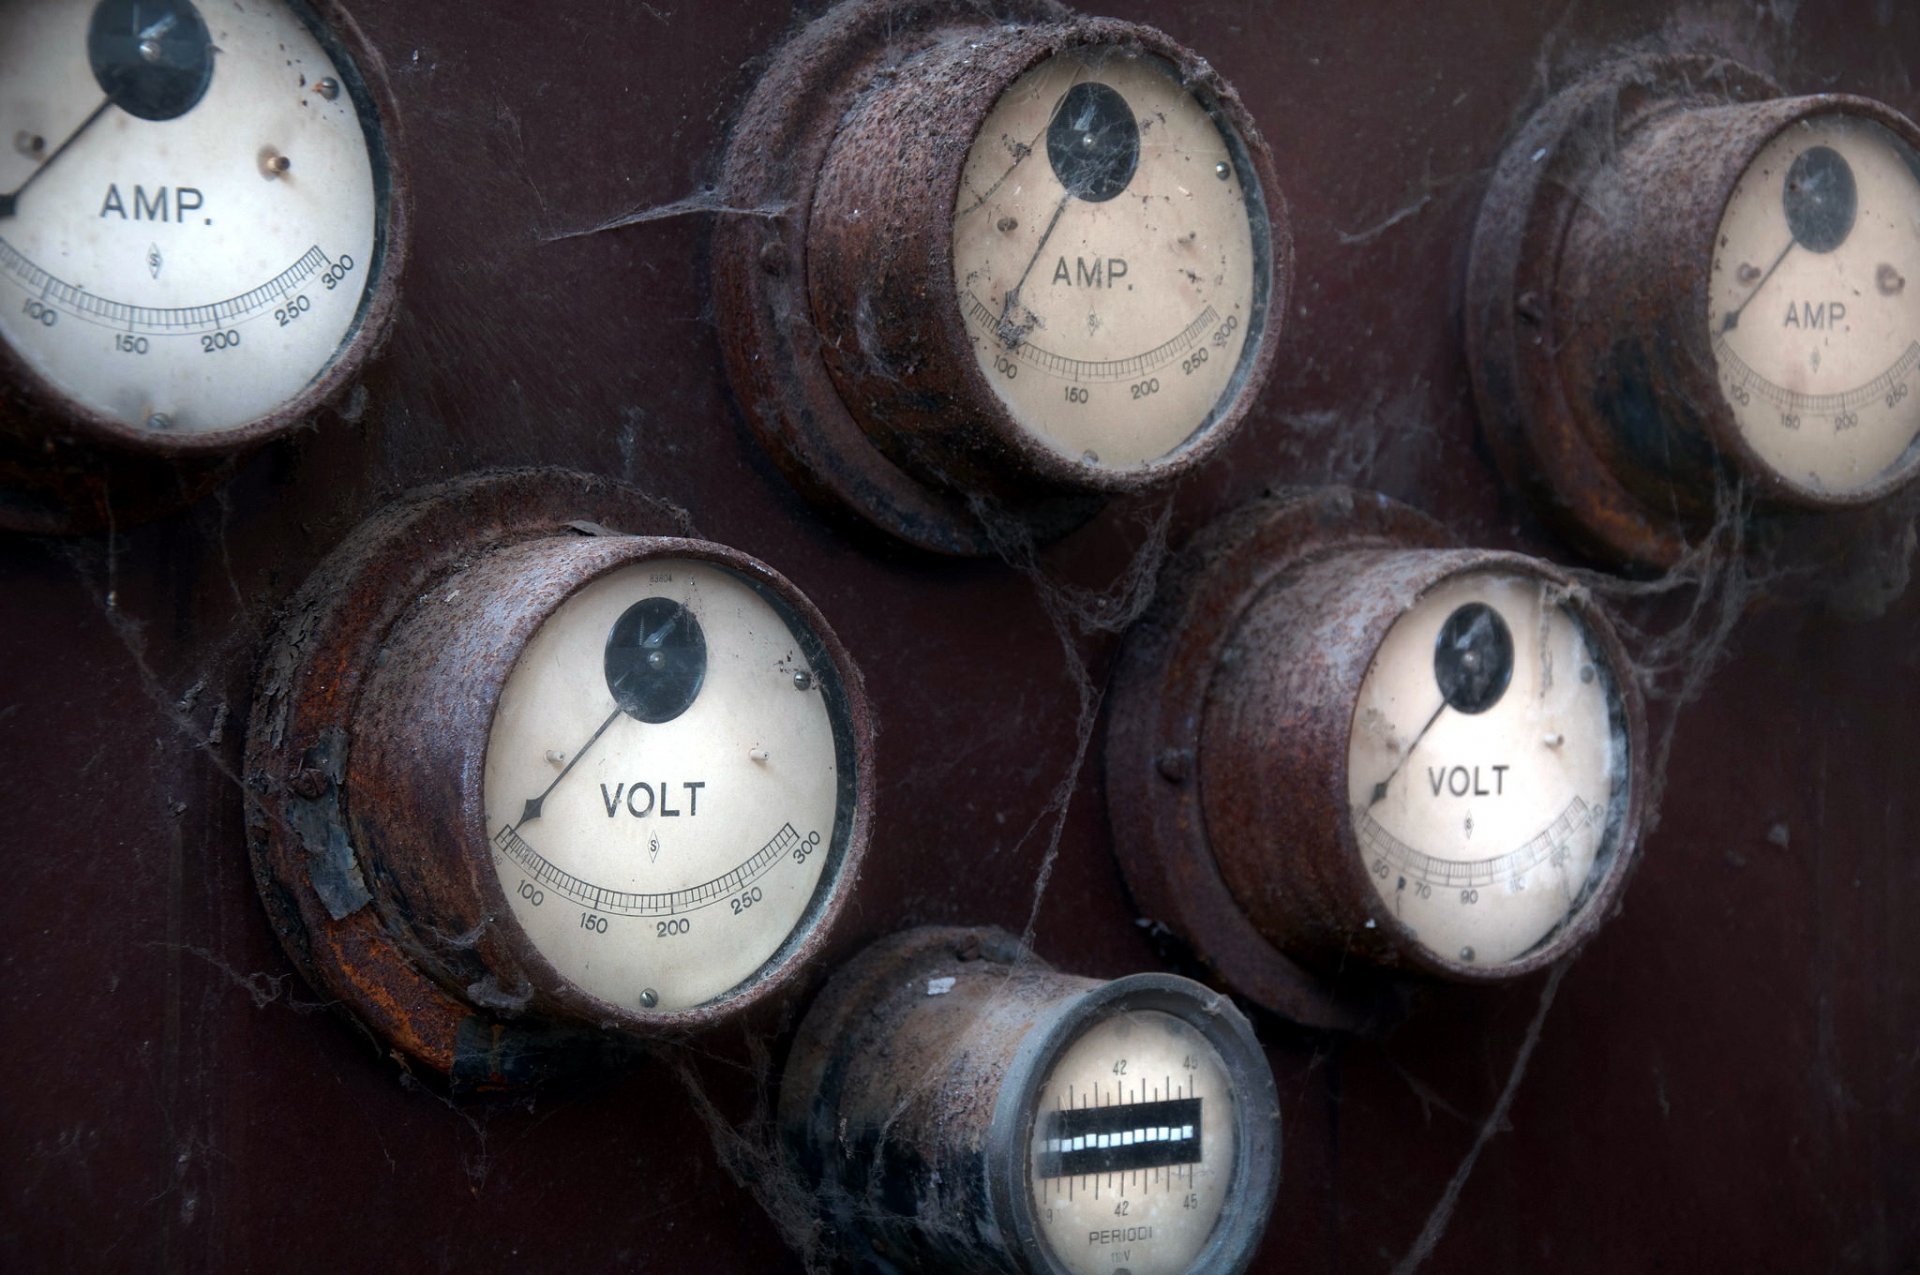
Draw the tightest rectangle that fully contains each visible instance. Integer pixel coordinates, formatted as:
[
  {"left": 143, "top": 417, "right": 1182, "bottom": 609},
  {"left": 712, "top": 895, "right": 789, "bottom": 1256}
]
[
  {"left": 1028, "top": 1009, "right": 1237, "bottom": 1275},
  {"left": 483, "top": 559, "right": 851, "bottom": 1013},
  {"left": 1709, "top": 113, "right": 1920, "bottom": 495},
  {"left": 951, "top": 47, "right": 1265, "bottom": 471},
  {"left": 0, "top": 0, "right": 385, "bottom": 436},
  {"left": 1345, "top": 572, "right": 1631, "bottom": 970}
]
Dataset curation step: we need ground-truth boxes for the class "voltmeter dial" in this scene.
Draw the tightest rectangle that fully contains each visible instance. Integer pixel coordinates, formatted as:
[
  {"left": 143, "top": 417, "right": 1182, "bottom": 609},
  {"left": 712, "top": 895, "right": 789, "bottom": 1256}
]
[
  {"left": 1106, "top": 491, "right": 1650, "bottom": 1026},
  {"left": 1709, "top": 116, "right": 1920, "bottom": 495},
  {"left": 1347, "top": 573, "right": 1624, "bottom": 970},
  {"left": 483, "top": 559, "right": 844, "bottom": 1013},
  {"left": 952, "top": 49, "right": 1259, "bottom": 469},
  {"left": 716, "top": 2, "right": 1287, "bottom": 554},
  {"left": 1469, "top": 56, "right": 1920, "bottom": 568},
  {"left": 781, "top": 927, "right": 1279, "bottom": 1275},
  {"left": 246, "top": 473, "right": 872, "bottom": 1086}
]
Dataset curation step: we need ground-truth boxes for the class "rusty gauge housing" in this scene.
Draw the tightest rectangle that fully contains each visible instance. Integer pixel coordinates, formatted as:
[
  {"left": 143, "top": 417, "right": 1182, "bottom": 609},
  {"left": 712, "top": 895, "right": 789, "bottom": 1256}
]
[
  {"left": 1469, "top": 55, "right": 1920, "bottom": 570},
  {"left": 780, "top": 927, "right": 1280, "bottom": 1275},
  {"left": 1105, "top": 490, "right": 1650, "bottom": 1029},
  {"left": 245, "top": 470, "right": 873, "bottom": 1088},
  {"left": 0, "top": 0, "right": 408, "bottom": 534},
  {"left": 714, "top": 0, "right": 1289, "bottom": 554}
]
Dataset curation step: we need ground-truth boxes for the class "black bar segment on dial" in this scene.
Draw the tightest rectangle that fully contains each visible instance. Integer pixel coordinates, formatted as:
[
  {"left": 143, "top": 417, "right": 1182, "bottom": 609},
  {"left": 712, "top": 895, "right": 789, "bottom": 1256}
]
[{"left": 1034, "top": 1097, "right": 1202, "bottom": 1179}]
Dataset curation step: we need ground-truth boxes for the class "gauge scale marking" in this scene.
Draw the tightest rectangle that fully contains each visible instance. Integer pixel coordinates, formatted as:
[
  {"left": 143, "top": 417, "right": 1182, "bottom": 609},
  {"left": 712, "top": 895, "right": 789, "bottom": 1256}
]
[
  {"left": 1347, "top": 573, "right": 1627, "bottom": 968},
  {"left": 0, "top": 0, "right": 383, "bottom": 434},
  {"left": 952, "top": 49, "right": 1261, "bottom": 469},
  {"left": 1709, "top": 114, "right": 1920, "bottom": 494},
  {"left": 483, "top": 560, "right": 843, "bottom": 1014},
  {"left": 1029, "top": 1010, "right": 1236, "bottom": 1275}
]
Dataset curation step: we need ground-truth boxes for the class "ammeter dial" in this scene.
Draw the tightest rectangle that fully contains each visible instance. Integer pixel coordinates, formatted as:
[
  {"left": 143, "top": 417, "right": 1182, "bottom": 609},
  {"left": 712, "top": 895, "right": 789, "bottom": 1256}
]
[
  {"left": 1468, "top": 56, "right": 1920, "bottom": 569},
  {"left": 715, "top": 2, "right": 1287, "bottom": 554},
  {"left": 780, "top": 927, "right": 1279, "bottom": 1275},
  {"left": 1709, "top": 115, "right": 1920, "bottom": 496},
  {"left": 0, "top": 0, "right": 401, "bottom": 446},
  {"left": 246, "top": 473, "right": 872, "bottom": 1086},
  {"left": 952, "top": 48, "right": 1260, "bottom": 469}
]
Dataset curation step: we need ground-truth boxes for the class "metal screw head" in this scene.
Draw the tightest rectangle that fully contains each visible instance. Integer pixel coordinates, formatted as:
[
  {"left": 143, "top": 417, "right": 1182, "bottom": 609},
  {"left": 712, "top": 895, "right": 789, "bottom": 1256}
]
[
  {"left": 647, "top": 650, "right": 666, "bottom": 670},
  {"left": 1215, "top": 161, "right": 1231, "bottom": 180},
  {"left": 288, "top": 767, "right": 328, "bottom": 799},
  {"left": 792, "top": 670, "right": 813, "bottom": 691},
  {"left": 145, "top": 412, "right": 173, "bottom": 431},
  {"left": 1459, "top": 946, "right": 1476, "bottom": 962},
  {"left": 315, "top": 77, "right": 340, "bottom": 101},
  {"left": 138, "top": 37, "right": 163, "bottom": 62},
  {"left": 639, "top": 988, "right": 659, "bottom": 1009}
]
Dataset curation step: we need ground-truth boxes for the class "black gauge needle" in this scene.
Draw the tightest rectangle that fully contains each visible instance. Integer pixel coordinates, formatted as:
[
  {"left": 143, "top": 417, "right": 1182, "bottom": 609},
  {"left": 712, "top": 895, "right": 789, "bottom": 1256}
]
[
  {"left": 1718, "top": 237, "right": 1796, "bottom": 336},
  {"left": 1367, "top": 700, "right": 1448, "bottom": 808},
  {"left": 998, "top": 189, "right": 1073, "bottom": 345},
  {"left": 517, "top": 703, "right": 624, "bottom": 825},
  {"left": 0, "top": 98, "right": 111, "bottom": 219}
]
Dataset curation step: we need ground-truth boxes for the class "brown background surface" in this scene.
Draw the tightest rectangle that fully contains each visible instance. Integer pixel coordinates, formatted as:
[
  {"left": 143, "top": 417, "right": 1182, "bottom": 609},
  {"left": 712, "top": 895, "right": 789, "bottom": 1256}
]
[{"left": 2, "top": 0, "right": 1917, "bottom": 1270}]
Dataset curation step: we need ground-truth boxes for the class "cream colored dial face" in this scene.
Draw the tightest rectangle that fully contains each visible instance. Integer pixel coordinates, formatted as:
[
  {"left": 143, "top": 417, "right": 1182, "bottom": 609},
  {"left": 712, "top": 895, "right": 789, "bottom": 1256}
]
[
  {"left": 952, "top": 48, "right": 1261, "bottom": 470},
  {"left": 0, "top": 0, "right": 380, "bottom": 435},
  {"left": 1346, "top": 573, "right": 1625, "bottom": 970},
  {"left": 483, "top": 560, "right": 845, "bottom": 1014},
  {"left": 1709, "top": 114, "right": 1920, "bottom": 494},
  {"left": 1029, "top": 1011, "right": 1235, "bottom": 1275}
]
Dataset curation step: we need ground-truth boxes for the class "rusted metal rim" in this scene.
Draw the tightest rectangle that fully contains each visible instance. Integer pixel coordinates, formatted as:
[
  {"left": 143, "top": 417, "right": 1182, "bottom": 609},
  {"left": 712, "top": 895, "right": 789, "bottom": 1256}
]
[
  {"left": 1465, "top": 54, "right": 1779, "bottom": 570},
  {"left": 713, "top": 0, "right": 1079, "bottom": 556},
  {"left": 987, "top": 972, "right": 1280, "bottom": 1275},
  {"left": 1318, "top": 552, "right": 1653, "bottom": 984},
  {"left": 1103, "top": 487, "right": 1449, "bottom": 1031},
  {"left": 0, "top": 0, "right": 411, "bottom": 533},
  {"left": 349, "top": 534, "right": 876, "bottom": 1037},
  {"left": 803, "top": 18, "right": 1289, "bottom": 502},
  {"left": 244, "top": 470, "right": 722, "bottom": 1088}
]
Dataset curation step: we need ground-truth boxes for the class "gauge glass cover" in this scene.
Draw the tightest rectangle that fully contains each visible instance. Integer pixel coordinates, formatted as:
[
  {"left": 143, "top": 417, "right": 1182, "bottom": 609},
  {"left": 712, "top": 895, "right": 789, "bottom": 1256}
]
[
  {"left": 1028, "top": 1009, "right": 1236, "bottom": 1275},
  {"left": 952, "top": 48, "right": 1260, "bottom": 470},
  {"left": 483, "top": 559, "right": 843, "bottom": 1013},
  {"left": 0, "top": 0, "right": 382, "bottom": 435},
  {"left": 1346, "top": 573, "right": 1626, "bottom": 969},
  {"left": 1709, "top": 114, "right": 1920, "bottom": 494}
]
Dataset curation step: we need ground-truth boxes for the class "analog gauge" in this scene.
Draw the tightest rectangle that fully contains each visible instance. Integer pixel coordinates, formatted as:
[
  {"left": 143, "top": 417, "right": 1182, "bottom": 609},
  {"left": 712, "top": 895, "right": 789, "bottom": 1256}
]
[
  {"left": 483, "top": 558, "right": 845, "bottom": 1013},
  {"left": 1106, "top": 491, "right": 1650, "bottom": 1024},
  {"left": 1029, "top": 1010, "right": 1237, "bottom": 1275},
  {"left": 715, "top": 3, "right": 1287, "bottom": 554},
  {"left": 0, "top": 0, "right": 401, "bottom": 445},
  {"left": 1346, "top": 573, "right": 1625, "bottom": 970},
  {"left": 952, "top": 49, "right": 1260, "bottom": 470},
  {"left": 1709, "top": 115, "right": 1920, "bottom": 496},
  {"left": 247, "top": 472, "right": 873, "bottom": 1085},
  {"left": 1468, "top": 56, "right": 1920, "bottom": 568},
  {"left": 779, "top": 927, "right": 1279, "bottom": 1275}
]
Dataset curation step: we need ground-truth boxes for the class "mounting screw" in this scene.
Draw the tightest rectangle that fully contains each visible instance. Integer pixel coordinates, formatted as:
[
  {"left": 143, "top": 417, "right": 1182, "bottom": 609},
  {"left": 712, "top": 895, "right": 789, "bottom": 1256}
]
[
  {"left": 1156, "top": 748, "right": 1193, "bottom": 783},
  {"left": 289, "top": 768, "right": 328, "bottom": 799}
]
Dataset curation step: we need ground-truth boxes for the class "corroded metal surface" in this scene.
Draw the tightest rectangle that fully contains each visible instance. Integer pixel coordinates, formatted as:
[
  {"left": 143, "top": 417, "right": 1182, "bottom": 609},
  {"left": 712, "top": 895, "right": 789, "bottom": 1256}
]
[
  {"left": 1468, "top": 54, "right": 1920, "bottom": 568},
  {"left": 780, "top": 925, "right": 1280, "bottom": 1274},
  {"left": 246, "top": 469, "right": 876, "bottom": 1084},
  {"left": 716, "top": 3, "right": 1287, "bottom": 552}
]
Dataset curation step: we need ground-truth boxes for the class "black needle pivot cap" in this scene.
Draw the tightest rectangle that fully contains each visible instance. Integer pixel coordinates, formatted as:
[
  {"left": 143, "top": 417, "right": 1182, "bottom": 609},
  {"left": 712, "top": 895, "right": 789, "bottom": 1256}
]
[
  {"left": 1783, "top": 145, "right": 1857, "bottom": 254},
  {"left": 1434, "top": 602, "right": 1514, "bottom": 715},
  {"left": 89, "top": 0, "right": 215, "bottom": 122},
  {"left": 605, "top": 597, "right": 708, "bottom": 724},
  {"left": 1046, "top": 81, "right": 1140, "bottom": 203}
]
